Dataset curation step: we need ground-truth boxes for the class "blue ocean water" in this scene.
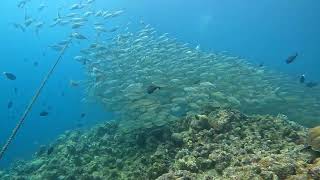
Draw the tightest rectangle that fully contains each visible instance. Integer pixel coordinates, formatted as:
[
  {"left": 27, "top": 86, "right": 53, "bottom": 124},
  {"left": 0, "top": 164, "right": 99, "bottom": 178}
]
[{"left": 0, "top": 0, "right": 319, "bottom": 168}]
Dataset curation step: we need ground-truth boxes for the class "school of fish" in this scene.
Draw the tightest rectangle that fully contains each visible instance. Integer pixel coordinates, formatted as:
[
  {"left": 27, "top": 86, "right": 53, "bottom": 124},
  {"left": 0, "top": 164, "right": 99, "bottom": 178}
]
[
  {"left": 5, "top": 0, "right": 320, "bottom": 130},
  {"left": 77, "top": 26, "right": 320, "bottom": 131}
]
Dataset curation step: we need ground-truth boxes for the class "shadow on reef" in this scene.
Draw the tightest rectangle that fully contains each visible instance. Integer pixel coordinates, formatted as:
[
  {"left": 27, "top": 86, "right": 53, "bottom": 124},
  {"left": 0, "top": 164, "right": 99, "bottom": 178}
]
[{"left": 1, "top": 107, "right": 320, "bottom": 179}]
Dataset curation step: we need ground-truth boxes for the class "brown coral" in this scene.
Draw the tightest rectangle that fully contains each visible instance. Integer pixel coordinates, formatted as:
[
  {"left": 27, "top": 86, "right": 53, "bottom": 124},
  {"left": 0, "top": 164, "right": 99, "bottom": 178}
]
[{"left": 308, "top": 126, "right": 320, "bottom": 151}]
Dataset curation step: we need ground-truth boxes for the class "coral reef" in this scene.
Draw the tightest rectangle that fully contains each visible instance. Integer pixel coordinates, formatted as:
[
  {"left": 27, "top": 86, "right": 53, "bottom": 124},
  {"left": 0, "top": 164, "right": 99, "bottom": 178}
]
[
  {"left": 0, "top": 108, "right": 319, "bottom": 179},
  {"left": 308, "top": 126, "right": 320, "bottom": 152}
]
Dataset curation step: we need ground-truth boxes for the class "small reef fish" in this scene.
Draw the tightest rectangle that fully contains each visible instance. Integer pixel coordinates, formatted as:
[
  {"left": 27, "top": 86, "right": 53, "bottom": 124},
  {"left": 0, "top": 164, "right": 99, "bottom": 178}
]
[
  {"left": 40, "top": 111, "right": 49, "bottom": 116},
  {"left": 147, "top": 84, "right": 161, "bottom": 94},
  {"left": 58, "top": 39, "right": 71, "bottom": 46},
  {"left": 299, "top": 74, "right": 305, "bottom": 84},
  {"left": 3, "top": 72, "right": 17, "bottom": 80},
  {"left": 286, "top": 53, "right": 298, "bottom": 64}
]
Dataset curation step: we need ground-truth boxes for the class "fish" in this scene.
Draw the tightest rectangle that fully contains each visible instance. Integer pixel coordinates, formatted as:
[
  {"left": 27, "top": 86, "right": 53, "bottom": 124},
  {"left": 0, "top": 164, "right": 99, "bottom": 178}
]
[
  {"left": 11, "top": 23, "right": 25, "bottom": 32},
  {"left": 59, "top": 20, "right": 70, "bottom": 26},
  {"left": 258, "top": 62, "right": 264, "bottom": 67},
  {"left": 38, "top": 3, "right": 46, "bottom": 11},
  {"left": 299, "top": 74, "right": 305, "bottom": 83},
  {"left": 286, "top": 53, "right": 298, "bottom": 64},
  {"left": 17, "top": 0, "right": 30, "bottom": 8},
  {"left": 3, "top": 72, "right": 17, "bottom": 80},
  {"left": 35, "top": 22, "right": 44, "bottom": 35},
  {"left": 71, "top": 32, "right": 87, "bottom": 40},
  {"left": 195, "top": 45, "right": 200, "bottom": 51},
  {"left": 65, "top": 13, "right": 79, "bottom": 18},
  {"left": 40, "top": 111, "right": 49, "bottom": 116},
  {"left": 94, "top": 26, "right": 107, "bottom": 33},
  {"left": 87, "top": 0, "right": 95, "bottom": 4},
  {"left": 70, "top": 4, "right": 85, "bottom": 10},
  {"left": 83, "top": 11, "right": 94, "bottom": 17},
  {"left": 81, "top": 113, "right": 86, "bottom": 118},
  {"left": 95, "top": 10, "right": 103, "bottom": 17},
  {"left": 49, "top": 20, "right": 60, "bottom": 27},
  {"left": 147, "top": 84, "right": 161, "bottom": 94},
  {"left": 72, "top": 23, "right": 84, "bottom": 29},
  {"left": 24, "top": 18, "right": 33, "bottom": 27},
  {"left": 71, "top": 17, "right": 87, "bottom": 23},
  {"left": 33, "top": 61, "right": 39, "bottom": 67},
  {"left": 306, "top": 82, "right": 318, "bottom": 88},
  {"left": 35, "top": 22, "right": 44, "bottom": 28},
  {"left": 48, "top": 44, "right": 64, "bottom": 51},
  {"left": 111, "top": 10, "right": 124, "bottom": 17},
  {"left": 78, "top": 24, "right": 320, "bottom": 133},
  {"left": 7, "top": 101, "right": 13, "bottom": 109},
  {"left": 24, "top": 10, "right": 33, "bottom": 27},
  {"left": 70, "top": 80, "right": 80, "bottom": 87},
  {"left": 14, "top": 87, "right": 18, "bottom": 94},
  {"left": 109, "top": 26, "right": 119, "bottom": 33}
]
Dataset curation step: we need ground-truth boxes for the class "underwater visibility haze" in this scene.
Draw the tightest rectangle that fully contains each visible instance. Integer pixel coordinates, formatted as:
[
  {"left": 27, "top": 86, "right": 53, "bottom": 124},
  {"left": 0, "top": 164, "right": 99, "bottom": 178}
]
[{"left": 0, "top": 0, "right": 320, "bottom": 179}]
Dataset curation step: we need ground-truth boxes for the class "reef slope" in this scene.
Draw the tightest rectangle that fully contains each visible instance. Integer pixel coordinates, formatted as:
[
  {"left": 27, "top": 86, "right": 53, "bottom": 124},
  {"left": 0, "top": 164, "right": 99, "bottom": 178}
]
[{"left": 1, "top": 108, "right": 319, "bottom": 179}]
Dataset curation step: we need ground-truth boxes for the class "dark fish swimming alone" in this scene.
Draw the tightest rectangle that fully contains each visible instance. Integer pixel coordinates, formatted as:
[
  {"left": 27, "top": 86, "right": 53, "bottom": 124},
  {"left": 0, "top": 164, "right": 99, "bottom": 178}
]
[
  {"left": 40, "top": 111, "right": 49, "bottom": 116},
  {"left": 3, "top": 72, "right": 17, "bottom": 80},
  {"left": 7, "top": 101, "right": 13, "bottom": 109},
  {"left": 258, "top": 62, "right": 264, "bottom": 67},
  {"left": 33, "top": 61, "right": 39, "bottom": 67},
  {"left": 80, "top": 113, "right": 86, "bottom": 118},
  {"left": 286, "top": 53, "right": 298, "bottom": 64},
  {"left": 299, "top": 74, "right": 305, "bottom": 84},
  {"left": 14, "top": 87, "right": 18, "bottom": 94},
  {"left": 147, "top": 84, "right": 161, "bottom": 94},
  {"left": 306, "top": 82, "right": 318, "bottom": 88}
]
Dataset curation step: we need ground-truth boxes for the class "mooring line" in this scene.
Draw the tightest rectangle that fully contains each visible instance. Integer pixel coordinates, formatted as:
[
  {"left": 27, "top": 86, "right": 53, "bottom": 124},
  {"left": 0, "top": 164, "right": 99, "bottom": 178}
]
[{"left": 0, "top": 39, "right": 72, "bottom": 160}]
